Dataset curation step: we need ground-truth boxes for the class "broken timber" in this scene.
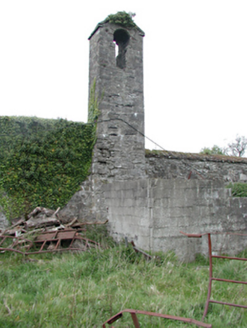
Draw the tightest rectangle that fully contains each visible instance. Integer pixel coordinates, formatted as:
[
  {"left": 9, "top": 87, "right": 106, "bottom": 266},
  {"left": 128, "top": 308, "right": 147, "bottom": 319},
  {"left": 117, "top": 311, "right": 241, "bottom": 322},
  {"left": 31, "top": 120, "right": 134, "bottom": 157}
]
[{"left": 0, "top": 207, "right": 107, "bottom": 256}]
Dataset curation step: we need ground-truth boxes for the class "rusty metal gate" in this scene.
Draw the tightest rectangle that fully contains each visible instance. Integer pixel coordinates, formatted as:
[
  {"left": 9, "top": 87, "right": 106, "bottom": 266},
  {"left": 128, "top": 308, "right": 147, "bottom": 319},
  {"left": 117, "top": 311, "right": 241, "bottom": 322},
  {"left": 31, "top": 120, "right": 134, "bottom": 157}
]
[{"left": 181, "top": 231, "right": 247, "bottom": 320}]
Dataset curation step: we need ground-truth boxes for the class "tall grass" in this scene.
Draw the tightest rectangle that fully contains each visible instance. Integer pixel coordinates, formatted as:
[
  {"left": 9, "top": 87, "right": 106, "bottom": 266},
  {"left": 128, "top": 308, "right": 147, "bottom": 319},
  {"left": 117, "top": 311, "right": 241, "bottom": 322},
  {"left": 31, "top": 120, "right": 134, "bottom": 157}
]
[{"left": 0, "top": 229, "right": 247, "bottom": 327}]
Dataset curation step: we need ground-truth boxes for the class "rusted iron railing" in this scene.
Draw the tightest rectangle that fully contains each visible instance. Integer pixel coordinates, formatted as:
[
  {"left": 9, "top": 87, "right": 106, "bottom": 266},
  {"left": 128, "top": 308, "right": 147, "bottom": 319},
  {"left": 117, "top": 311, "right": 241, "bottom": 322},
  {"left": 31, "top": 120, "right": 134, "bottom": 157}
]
[
  {"left": 0, "top": 229, "right": 99, "bottom": 255},
  {"left": 102, "top": 309, "right": 212, "bottom": 327},
  {"left": 180, "top": 231, "right": 247, "bottom": 320}
]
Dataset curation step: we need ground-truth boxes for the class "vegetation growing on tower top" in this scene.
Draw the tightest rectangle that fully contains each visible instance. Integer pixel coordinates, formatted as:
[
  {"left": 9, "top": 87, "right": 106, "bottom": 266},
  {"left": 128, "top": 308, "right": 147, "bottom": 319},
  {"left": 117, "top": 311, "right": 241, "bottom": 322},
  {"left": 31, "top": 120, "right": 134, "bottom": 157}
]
[
  {"left": 103, "top": 11, "right": 137, "bottom": 29},
  {"left": 88, "top": 11, "right": 144, "bottom": 39}
]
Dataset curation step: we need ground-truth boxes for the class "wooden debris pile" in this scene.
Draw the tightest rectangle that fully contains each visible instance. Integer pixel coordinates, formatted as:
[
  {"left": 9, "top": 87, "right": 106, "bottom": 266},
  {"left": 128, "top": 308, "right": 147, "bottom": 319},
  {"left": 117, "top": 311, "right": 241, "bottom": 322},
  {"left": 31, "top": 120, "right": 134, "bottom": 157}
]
[{"left": 0, "top": 207, "right": 108, "bottom": 256}]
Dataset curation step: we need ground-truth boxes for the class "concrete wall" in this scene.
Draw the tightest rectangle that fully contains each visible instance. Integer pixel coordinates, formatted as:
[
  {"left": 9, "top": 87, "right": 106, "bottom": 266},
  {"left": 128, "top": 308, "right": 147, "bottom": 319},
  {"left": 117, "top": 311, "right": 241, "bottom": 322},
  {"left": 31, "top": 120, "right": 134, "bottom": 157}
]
[{"left": 103, "top": 178, "right": 247, "bottom": 261}]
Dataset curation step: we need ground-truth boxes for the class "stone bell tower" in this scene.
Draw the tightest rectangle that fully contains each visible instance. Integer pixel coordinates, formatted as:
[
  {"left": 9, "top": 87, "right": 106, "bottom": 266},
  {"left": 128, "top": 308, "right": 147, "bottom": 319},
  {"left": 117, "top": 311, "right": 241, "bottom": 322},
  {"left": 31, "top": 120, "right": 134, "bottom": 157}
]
[{"left": 88, "top": 14, "right": 146, "bottom": 181}]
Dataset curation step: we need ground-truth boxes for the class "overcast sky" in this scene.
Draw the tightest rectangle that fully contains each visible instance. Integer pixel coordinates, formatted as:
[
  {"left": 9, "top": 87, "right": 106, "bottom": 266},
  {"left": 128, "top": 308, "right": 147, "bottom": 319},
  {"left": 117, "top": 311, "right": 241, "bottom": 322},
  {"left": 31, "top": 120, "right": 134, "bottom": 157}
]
[{"left": 0, "top": 1, "right": 246, "bottom": 153}]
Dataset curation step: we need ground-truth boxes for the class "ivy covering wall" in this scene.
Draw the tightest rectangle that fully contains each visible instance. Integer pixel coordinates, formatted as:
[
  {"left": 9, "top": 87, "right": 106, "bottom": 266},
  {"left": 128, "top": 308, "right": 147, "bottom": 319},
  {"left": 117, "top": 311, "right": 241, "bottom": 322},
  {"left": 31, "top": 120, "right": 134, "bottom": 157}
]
[
  {"left": 0, "top": 116, "right": 96, "bottom": 220},
  {"left": 0, "top": 80, "right": 100, "bottom": 220}
]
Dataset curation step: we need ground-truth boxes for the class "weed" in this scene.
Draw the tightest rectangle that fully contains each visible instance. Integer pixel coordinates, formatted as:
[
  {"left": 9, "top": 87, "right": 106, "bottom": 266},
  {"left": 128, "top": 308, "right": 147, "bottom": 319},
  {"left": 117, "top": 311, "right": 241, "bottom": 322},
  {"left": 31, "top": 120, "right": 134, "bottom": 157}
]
[{"left": 0, "top": 243, "right": 247, "bottom": 327}]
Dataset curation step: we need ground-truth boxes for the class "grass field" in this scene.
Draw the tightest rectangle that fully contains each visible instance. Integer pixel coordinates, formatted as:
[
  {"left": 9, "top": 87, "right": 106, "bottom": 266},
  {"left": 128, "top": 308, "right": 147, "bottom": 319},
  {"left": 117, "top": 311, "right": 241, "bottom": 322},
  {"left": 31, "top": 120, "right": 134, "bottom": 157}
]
[{"left": 0, "top": 227, "right": 247, "bottom": 327}]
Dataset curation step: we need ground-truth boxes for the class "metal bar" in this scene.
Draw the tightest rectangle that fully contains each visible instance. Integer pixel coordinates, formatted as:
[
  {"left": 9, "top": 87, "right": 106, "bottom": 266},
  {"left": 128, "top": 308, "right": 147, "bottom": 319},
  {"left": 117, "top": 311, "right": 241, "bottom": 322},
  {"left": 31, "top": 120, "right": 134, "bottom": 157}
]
[
  {"left": 180, "top": 231, "right": 203, "bottom": 238},
  {"left": 210, "top": 300, "right": 247, "bottom": 309},
  {"left": 212, "top": 255, "right": 247, "bottom": 261},
  {"left": 102, "top": 309, "right": 212, "bottom": 327},
  {"left": 203, "top": 234, "right": 213, "bottom": 320},
  {"left": 40, "top": 240, "right": 47, "bottom": 251},
  {"left": 68, "top": 236, "right": 76, "bottom": 248},
  {"left": 212, "top": 277, "right": 247, "bottom": 285},
  {"left": 105, "top": 312, "right": 123, "bottom": 324},
  {"left": 0, "top": 236, "right": 7, "bottom": 246},
  {"left": 126, "top": 309, "right": 211, "bottom": 326},
  {"left": 25, "top": 242, "right": 34, "bottom": 252},
  {"left": 80, "top": 237, "right": 100, "bottom": 246},
  {"left": 0, "top": 247, "right": 25, "bottom": 255},
  {"left": 131, "top": 242, "right": 152, "bottom": 260},
  {"left": 54, "top": 239, "right": 61, "bottom": 250},
  {"left": 130, "top": 312, "right": 140, "bottom": 328}
]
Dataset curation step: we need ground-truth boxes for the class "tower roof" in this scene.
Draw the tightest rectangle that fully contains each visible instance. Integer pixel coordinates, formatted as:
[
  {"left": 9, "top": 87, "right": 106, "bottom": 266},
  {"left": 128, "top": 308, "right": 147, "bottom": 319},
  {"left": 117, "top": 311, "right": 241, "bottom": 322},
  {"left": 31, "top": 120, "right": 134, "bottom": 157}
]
[{"left": 88, "top": 11, "right": 145, "bottom": 40}]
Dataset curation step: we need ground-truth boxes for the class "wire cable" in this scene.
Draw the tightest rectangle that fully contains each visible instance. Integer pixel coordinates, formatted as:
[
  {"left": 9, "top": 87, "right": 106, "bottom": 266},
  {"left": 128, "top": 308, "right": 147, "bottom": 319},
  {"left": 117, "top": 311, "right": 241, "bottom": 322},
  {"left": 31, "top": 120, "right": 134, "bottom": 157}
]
[{"left": 95, "top": 118, "right": 206, "bottom": 179}]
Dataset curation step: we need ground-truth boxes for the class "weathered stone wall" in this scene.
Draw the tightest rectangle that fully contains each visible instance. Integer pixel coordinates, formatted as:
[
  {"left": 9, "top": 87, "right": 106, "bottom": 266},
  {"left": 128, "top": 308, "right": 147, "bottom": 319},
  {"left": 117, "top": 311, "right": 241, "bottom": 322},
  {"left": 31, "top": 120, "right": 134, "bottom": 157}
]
[
  {"left": 80, "top": 21, "right": 147, "bottom": 221},
  {"left": 145, "top": 151, "right": 247, "bottom": 182},
  {"left": 89, "top": 22, "right": 146, "bottom": 182},
  {"left": 60, "top": 22, "right": 146, "bottom": 222},
  {"left": 103, "top": 178, "right": 247, "bottom": 261},
  {"left": 59, "top": 151, "right": 247, "bottom": 223},
  {"left": 59, "top": 178, "right": 94, "bottom": 222}
]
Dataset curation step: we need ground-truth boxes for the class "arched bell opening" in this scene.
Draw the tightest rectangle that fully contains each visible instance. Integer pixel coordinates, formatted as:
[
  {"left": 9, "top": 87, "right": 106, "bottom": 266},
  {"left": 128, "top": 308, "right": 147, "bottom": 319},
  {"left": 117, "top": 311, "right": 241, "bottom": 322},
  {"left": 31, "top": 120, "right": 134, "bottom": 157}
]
[{"left": 113, "top": 29, "right": 130, "bottom": 69}]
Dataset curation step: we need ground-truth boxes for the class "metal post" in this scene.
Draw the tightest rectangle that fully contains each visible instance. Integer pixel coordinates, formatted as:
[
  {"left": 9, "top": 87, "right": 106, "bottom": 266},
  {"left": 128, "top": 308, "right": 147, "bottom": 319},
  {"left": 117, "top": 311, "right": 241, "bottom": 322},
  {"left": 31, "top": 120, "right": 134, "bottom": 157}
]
[
  {"left": 202, "top": 233, "right": 212, "bottom": 320},
  {"left": 130, "top": 312, "right": 141, "bottom": 328}
]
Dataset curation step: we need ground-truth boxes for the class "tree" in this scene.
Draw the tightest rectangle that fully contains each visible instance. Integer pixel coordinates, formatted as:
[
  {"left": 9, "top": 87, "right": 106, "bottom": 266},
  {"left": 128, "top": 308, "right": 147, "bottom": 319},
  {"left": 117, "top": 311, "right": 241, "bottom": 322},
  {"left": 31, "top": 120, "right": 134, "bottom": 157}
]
[
  {"left": 227, "top": 136, "right": 247, "bottom": 157},
  {"left": 200, "top": 145, "right": 227, "bottom": 155}
]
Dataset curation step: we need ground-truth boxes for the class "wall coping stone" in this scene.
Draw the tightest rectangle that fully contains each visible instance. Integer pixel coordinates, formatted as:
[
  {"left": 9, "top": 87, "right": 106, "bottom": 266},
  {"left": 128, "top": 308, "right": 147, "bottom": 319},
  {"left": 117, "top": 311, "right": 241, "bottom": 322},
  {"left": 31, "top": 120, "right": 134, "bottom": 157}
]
[{"left": 145, "top": 149, "right": 247, "bottom": 164}]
